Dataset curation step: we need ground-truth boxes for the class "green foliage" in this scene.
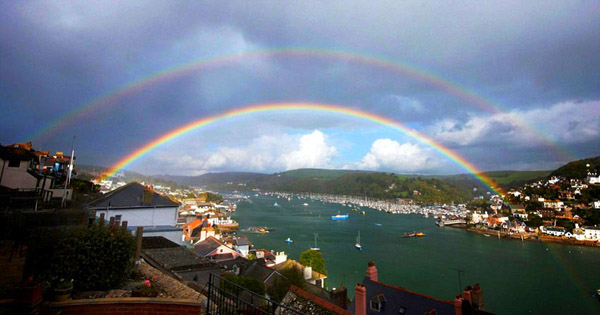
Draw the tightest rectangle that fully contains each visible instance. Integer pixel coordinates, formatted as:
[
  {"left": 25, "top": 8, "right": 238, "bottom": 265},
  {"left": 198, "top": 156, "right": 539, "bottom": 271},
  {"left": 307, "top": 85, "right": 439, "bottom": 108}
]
[
  {"left": 299, "top": 250, "right": 327, "bottom": 275},
  {"left": 244, "top": 172, "right": 474, "bottom": 203},
  {"left": 526, "top": 214, "right": 543, "bottom": 227},
  {"left": 27, "top": 223, "right": 135, "bottom": 291},
  {"left": 550, "top": 156, "right": 600, "bottom": 179},
  {"left": 223, "top": 275, "right": 265, "bottom": 296},
  {"left": 266, "top": 267, "right": 304, "bottom": 303},
  {"left": 204, "top": 192, "right": 224, "bottom": 203},
  {"left": 247, "top": 253, "right": 256, "bottom": 260},
  {"left": 573, "top": 208, "right": 600, "bottom": 226},
  {"left": 555, "top": 218, "right": 575, "bottom": 231},
  {"left": 70, "top": 178, "right": 99, "bottom": 194}
]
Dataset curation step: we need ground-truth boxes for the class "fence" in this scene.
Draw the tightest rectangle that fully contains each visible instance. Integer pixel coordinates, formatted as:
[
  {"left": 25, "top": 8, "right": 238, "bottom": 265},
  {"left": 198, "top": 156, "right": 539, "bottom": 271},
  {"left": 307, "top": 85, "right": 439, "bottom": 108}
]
[{"left": 205, "top": 273, "right": 302, "bottom": 315}]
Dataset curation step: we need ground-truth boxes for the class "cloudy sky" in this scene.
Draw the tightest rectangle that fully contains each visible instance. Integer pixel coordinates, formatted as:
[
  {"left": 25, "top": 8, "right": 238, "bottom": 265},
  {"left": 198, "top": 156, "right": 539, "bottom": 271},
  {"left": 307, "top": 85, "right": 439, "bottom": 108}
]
[{"left": 1, "top": 1, "right": 599, "bottom": 176}]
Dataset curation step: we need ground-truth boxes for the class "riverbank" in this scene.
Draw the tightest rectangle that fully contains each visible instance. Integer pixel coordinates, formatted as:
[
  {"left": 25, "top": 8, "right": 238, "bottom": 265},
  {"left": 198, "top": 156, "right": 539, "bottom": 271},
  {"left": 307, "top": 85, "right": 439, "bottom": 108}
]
[{"left": 465, "top": 227, "right": 600, "bottom": 247}]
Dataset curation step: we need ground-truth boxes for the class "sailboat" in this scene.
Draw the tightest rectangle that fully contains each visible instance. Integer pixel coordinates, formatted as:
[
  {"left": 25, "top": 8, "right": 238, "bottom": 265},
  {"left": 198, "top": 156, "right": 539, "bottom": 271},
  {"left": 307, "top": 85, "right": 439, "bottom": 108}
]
[
  {"left": 310, "top": 233, "right": 320, "bottom": 251},
  {"left": 355, "top": 231, "right": 362, "bottom": 250}
]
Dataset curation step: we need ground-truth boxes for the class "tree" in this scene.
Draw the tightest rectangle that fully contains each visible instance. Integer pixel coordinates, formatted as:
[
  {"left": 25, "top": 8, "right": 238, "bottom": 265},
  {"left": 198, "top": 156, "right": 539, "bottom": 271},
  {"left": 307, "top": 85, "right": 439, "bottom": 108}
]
[
  {"left": 223, "top": 275, "right": 265, "bottom": 295},
  {"left": 299, "top": 249, "right": 327, "bottom": 275},
  {"left": 266, "top": 267, "right": 304, "bottom": 302}
]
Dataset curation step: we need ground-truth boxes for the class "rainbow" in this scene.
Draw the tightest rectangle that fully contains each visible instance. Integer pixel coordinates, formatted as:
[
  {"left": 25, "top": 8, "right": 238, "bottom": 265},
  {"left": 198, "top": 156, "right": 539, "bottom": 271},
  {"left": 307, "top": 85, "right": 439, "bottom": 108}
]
[
  {"left": 100, "top": 102, "right": 505, "bottom": 196},
  {"left": 29, "top": 47, "right": 571, "bottom": 161}
]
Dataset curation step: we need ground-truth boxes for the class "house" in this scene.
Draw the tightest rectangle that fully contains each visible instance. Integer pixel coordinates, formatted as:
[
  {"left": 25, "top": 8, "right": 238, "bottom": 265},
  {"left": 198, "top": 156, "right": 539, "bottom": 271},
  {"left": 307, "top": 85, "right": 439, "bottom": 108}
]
[
  {"left": 541, "top": 226, "right": 566, "bottom": 237},
  {"left": 274, "top": 259, "right": 327, "bottom": 289},
  {"left": 140, "top": 236, "right": 219, "bottom": 286},
  {"left": 240, "top": 260, "right": 287, "bottom": 293},
  {"left": 89, "top": 182, "right": 182, "bottom": 244},
  {"left": 194, "top": 236, "right": 240, "bottom": 262},
  {"left": 182, "top": 218, "right": 204, "bottom": 242},
  {"left": 0, "top": 142, "right": 73, "bottom": 202},
  {"left": 233, "top": 236, "right": 250, "bottom": 257},
  {"left": 586, "top": 172, "right": 600, "bottom": 184},
  {"left": 543, "top": 200, "right": 564, "bottom": 210},
  {"left": 583, "top": 226, "right": 600, "bottom": 241},
  {"left": 349, "top": 261, "right": 489, "bottom": 315}
]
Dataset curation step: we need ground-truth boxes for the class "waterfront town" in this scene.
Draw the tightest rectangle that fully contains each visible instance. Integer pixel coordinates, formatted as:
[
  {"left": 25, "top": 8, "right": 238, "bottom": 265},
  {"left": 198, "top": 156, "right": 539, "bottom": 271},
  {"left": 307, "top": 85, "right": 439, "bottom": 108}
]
[{"left": 1, "top": 140, "right": 599, "bottom": 313}]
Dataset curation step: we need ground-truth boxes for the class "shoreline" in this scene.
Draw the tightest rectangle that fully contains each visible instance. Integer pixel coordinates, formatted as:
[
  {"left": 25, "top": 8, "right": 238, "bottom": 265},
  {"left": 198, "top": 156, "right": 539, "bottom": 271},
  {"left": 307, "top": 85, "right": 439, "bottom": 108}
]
[{"left": 463, "top": 227, "right": 600, "bottom": 247}]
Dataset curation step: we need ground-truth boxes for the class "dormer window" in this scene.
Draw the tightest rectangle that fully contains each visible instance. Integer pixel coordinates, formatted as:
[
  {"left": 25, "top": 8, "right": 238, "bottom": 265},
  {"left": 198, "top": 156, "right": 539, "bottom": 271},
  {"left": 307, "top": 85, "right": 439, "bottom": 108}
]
[{"left": 370, "top": 294, "right": 386, "bottom": 312}]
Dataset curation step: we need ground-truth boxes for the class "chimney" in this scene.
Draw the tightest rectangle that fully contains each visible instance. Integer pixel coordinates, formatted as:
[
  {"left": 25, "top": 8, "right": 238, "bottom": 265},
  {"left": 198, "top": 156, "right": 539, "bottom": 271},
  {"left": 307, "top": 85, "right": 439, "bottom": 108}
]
[
  {"left": 471, "top": 283, "right": 484, "bottom": 310},
  {"left": 366, "top": 261, "right": 378, "bottom": 282},
  {"left": 330, "top": 283, "right": 347, "bottom": 310},
  {"left": 461, "top": 285, "right": 473, "bottom": 304},
  {"left": 304, "top": 266, "right": 312, "bottom": 280},
  {"left": 454, "top": 295, "right": 463, "bottom": 315},
  {"left": 354, "top": 283, "right": 367, "bottom": 315},
  {"left": 142, "top": 186, "right": 154, "bottom": 205}
]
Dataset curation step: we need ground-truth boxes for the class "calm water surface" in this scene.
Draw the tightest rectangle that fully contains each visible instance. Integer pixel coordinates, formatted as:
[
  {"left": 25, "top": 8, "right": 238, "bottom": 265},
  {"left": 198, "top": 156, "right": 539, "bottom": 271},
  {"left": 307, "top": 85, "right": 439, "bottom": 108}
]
[{"left": 231, "top": 194, "right": 600, "bottom": 314}]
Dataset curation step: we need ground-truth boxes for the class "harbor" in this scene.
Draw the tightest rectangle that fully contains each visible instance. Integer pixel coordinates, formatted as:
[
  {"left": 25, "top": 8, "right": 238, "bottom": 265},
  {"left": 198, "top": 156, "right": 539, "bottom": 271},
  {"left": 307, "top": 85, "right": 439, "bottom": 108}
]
[{"left": 231, "top": 192, "right": 600, "bottom": 315}]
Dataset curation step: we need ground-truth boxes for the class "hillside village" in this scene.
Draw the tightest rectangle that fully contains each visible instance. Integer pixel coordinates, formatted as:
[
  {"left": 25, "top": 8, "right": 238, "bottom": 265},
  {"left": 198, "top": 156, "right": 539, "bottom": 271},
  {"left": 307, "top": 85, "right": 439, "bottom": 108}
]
[
  {"left": 458, "top": 162, "right": 600, "bottom": 244},
  {"left": 1, "top": 140, "right": 598, "bottom": 314},
  {"left": 2, "top": 141, "right": 494, "bottom": 314}
]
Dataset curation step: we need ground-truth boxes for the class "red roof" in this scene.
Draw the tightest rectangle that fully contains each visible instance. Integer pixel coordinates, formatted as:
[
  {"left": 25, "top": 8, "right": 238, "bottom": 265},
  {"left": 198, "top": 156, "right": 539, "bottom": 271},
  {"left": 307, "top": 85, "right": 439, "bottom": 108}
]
[{"left": 288, "top": 285, "right": 352, "bottom": 314}]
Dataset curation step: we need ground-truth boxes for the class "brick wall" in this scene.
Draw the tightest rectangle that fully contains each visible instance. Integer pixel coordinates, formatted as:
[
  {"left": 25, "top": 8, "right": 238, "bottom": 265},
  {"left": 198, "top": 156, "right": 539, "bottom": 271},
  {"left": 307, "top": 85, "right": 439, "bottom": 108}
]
[{"left": 44, "top": 297, "right": 204, "bottom": 315}]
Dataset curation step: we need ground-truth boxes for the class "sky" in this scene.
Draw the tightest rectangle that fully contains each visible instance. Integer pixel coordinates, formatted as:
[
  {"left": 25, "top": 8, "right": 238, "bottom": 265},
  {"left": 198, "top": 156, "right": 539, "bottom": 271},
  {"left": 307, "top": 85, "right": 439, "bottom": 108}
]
[{"left": 1, "top": 1, "right": 599, "bottom": 176}]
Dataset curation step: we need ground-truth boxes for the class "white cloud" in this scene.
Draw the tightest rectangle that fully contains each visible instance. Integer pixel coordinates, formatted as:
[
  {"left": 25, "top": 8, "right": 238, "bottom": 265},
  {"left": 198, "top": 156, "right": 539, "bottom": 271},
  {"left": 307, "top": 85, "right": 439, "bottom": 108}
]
[
  {"left": 430, "top": 100, "right": 600, "bottom": 146},
  {"left": 279, "top": 130, "right": 337, "bottom": 170},
  {"left": 146, "top": 130, "right": 337, "bottom": 174},
  {"left": 356, "top": 139, "right": 438, "bottom": 172}
]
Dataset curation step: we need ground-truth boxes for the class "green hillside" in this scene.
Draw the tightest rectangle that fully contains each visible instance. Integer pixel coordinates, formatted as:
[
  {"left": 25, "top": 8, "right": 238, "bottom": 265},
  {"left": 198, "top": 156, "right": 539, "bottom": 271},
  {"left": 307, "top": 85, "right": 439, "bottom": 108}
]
[{"left": 550, "top": 156, "right": 600, "bottom": 179}]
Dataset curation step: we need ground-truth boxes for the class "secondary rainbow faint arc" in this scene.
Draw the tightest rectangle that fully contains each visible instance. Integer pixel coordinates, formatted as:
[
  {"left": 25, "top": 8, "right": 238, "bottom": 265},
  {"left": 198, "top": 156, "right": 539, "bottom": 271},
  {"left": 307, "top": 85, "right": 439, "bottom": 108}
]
[
  {"left": 30, "top": 47, "right": 572, "bottom": 162},
  {"left": 100, "top": 102, "right": 505, "bottom": 196},
  {"left": 32, "top": 48, "right": 499, "bottom": 141}
]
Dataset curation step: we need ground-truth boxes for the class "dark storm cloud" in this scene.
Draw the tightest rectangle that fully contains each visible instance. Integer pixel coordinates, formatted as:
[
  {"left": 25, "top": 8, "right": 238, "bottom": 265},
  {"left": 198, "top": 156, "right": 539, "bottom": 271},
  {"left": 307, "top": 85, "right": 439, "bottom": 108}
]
[{"left": 1, "top": 1, "right": 599, "bottom": 173}]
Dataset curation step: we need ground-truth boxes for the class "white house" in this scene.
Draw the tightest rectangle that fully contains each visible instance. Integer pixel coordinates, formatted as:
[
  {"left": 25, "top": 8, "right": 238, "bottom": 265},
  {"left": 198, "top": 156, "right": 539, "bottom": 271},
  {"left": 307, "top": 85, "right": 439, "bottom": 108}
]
[
  {"left": 587, "top": 172, "right": 600, "bottom": 184},
  {"left": 583, "top": 226, "right": 600, "bottom": 241},
  {"left": 89, "top": 182, "right": 182, "bottom": 244},
  {"left": 541, "top": 226, "right": 566, "bottom": 237},
  {"left": 0, "top": 142, "right": 71, "bottom": 201}
]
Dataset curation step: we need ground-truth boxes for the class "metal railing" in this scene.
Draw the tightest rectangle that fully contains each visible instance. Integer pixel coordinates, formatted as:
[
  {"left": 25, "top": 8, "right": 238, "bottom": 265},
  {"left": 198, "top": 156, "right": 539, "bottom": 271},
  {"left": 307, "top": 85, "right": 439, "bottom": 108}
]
[{"left": 205, "top": 273, "right": 303, "bottom": 315}]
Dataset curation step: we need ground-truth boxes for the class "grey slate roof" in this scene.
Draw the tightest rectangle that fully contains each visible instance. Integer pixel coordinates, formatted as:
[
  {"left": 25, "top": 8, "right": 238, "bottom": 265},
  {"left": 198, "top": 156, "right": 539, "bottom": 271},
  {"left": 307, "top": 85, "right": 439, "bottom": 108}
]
[
  {"left": 194, "top": 237, "right": 224, "bottom": 257},
  {"left": 348, "top": 277, "right": 455, "bottom": 315},
  {"left": 142, "top": 236, "right": 181, "bottom": 250},
  {"left": 90, "top": 182, "right": 179, "bottom": 209},
  {"left": 143, "top": 246, "right": 216, "bottom": 272},
  {"left": 241, "top": 261, "right": 281, "bottom": 284}
]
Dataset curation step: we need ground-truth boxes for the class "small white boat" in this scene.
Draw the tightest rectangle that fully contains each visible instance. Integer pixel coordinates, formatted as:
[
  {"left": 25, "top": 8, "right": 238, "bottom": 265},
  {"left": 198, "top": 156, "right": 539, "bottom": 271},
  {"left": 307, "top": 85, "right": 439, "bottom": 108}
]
[
  {"left": 310, "top": 233, "right": 320, "bottom": 251},
  {"left": 285, "top": 237, "right": 293, "bottom": 244},
  {"left": 355, "top": 231, "right": 362, "bottom": 250},
  {"left": 274, "top": 202, "right": 279, "bottom": 207},
  {"left": 303, "top": 203, "right": 309, "bottom": 206}
]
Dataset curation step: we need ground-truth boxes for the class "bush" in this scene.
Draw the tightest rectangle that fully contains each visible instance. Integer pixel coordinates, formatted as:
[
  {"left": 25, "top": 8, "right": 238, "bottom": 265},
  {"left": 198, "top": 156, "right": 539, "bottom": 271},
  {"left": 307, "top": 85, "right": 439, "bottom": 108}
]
[
  {"left": 223, "top": 275, "right": 265, "bottom": 296},
  {"left": 27, "top": 223, "right": 136, "bottom": 291}
]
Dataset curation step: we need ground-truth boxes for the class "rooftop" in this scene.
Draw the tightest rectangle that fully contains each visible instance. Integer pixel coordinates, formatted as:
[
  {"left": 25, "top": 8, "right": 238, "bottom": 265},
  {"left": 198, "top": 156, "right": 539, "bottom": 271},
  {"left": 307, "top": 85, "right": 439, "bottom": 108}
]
[{"left": 90, "top": 182, "right": 179, "bottom": 209}]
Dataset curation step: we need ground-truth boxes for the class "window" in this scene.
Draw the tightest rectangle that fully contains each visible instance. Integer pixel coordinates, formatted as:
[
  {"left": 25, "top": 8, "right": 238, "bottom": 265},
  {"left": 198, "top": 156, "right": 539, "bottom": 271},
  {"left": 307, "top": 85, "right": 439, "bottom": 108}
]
[
  {"left": 8, "top": 159, "right": 20, "bottom": 167},
  {"left": 115, "top": 215, "right": 122, "bottom": 225},
  {"left": 370, "top": 300, "right": 381, "bottom": 312}
]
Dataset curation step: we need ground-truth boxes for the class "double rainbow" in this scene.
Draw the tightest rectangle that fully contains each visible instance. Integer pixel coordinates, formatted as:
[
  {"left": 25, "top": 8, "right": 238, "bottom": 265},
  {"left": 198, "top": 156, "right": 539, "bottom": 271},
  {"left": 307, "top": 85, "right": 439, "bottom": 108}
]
[{"left": 30, "top": 47, "right": 571, "bottom": 162}]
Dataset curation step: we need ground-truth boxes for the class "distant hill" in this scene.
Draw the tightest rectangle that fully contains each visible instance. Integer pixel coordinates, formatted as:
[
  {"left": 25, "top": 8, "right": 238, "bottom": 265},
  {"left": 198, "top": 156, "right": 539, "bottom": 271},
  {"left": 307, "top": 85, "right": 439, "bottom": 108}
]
[
  {"left": 154, "top": 172, "right": 269, "bottom": 186},
  {"left": 550, "top": 156, "right": 600, "bottom": 179}
]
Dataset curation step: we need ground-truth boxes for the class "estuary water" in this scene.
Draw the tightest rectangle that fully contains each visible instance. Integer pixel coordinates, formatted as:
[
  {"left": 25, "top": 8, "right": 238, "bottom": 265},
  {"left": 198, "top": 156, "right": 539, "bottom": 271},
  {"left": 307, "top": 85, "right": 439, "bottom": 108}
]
[{"left": 231, "top": 194, "right": 600, "bottom": 314}]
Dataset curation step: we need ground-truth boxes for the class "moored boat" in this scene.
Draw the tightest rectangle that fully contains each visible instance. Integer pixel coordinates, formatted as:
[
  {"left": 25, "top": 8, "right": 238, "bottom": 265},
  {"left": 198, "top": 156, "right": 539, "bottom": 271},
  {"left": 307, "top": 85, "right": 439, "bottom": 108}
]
[
  {"left": 285, "top": 237, "right": 293, "bottom": 244},
  {"left": 355, "top": 231, "right": 362, "bottom": 250},
  {"left": 331, "top": 213, "right": 349, "bottom": 220}
]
